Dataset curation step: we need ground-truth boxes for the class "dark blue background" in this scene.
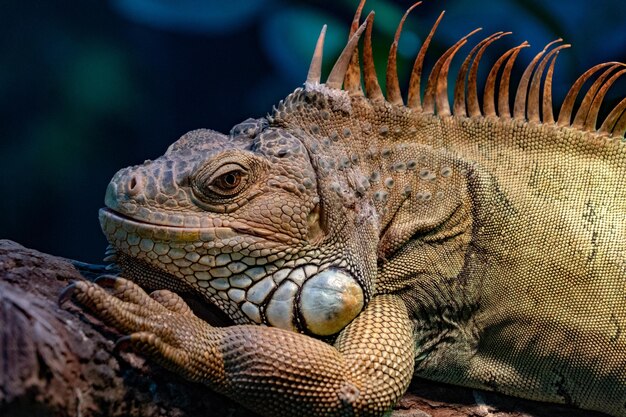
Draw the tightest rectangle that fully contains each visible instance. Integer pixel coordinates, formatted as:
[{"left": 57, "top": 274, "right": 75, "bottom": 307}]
[{"left": 1, "top": 0, "right": 625, "bottom": 262}]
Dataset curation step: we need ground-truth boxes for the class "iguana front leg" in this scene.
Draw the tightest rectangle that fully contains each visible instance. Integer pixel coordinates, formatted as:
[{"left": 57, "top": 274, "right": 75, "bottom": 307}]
[{"left": 63, "top": 277, "right": 415, "bottom": 417}]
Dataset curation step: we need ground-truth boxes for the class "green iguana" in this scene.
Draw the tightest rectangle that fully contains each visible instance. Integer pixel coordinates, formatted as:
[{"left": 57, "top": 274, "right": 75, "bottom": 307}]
[{"left": 61, "top": 1, "right": 626, "bottom": 416}]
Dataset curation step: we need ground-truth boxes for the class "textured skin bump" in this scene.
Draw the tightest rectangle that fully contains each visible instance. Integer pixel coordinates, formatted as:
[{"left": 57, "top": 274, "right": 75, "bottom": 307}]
[{"left": 299, "top": 268, "right": 365, "bottom": 336}]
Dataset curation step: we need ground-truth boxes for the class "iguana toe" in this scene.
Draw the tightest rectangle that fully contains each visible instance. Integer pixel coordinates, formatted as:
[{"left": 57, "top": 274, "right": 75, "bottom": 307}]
[
  {"left": 112, "top": 332, "right": 194, "bottom": 380},
  {"left": 149, "top": 290, "right": 194, "bottom": 315},
  {"left": 91, "top": 276, "right": 191, "bottom": 315},
  {"left": 66, "top": 279, "right": 218, "bottom": 382},
  {"left": 93, "top": 274, "right": 119, "bottom": 287},
  {"left": 94, "top": 275, "right": 162, "bottom": 307},
  {"left": 63, "top": 278, "right": 189, "bottom": 338},
  {"left": 124, "top": 332, "right": 191, "bottom": 371}
]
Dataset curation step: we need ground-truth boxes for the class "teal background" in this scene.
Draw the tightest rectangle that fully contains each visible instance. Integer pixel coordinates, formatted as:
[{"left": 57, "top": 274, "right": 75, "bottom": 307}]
[{"left": 1, "top": 0, "right": 625, "bottom": 262}]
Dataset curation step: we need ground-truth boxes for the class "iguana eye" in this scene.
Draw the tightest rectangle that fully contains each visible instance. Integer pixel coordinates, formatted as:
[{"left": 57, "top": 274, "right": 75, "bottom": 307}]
[
  {"left": 193, "top": 163, "right": 248, "bottom": 199},
  {"left": 213, "top": 171, "right": 242, "bottom": 191}
]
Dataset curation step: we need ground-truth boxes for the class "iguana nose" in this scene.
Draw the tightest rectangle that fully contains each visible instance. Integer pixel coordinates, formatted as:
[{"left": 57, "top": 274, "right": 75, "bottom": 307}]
[
  {"left": 104, "top": 169, "right": 144, "bottom": 211},
  {"left": 104, "top": 181, "right": 120, "bottom": 210},
  {"left": 126, "top": 174, "right": 143, "bottom": 196}
]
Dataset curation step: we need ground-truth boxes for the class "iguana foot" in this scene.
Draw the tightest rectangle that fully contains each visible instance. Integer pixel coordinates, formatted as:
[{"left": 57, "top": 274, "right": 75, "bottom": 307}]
[
  {"left": 61, "top": 279, "right": 416, "bottom": 416},
  {"left": 60, "top": 277, "right": 209, "bottom": 378}
]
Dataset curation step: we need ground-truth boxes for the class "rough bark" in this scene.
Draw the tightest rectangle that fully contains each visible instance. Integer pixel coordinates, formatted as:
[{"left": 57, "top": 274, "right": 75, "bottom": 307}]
[{"left": 0, "top": 240, "right": 606, "bottom": 417}]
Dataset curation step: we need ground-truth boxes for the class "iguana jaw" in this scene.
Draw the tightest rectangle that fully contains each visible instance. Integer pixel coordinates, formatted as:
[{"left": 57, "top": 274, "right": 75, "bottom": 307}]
[{"left": 99, "top": 207, "right": 367, "bottom": 335}]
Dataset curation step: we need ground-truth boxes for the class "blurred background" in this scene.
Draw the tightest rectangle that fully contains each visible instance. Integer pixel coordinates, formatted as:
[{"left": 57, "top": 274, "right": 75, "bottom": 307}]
[{"left": 1, "top": 0, "right": 625, "bottom": 263}]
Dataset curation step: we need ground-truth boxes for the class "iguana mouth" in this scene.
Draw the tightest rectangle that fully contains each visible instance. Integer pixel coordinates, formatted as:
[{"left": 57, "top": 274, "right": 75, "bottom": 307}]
[
  {"left": 100, "top": 207, "right": 188, "bottom": 228},
  {"left": 100, "top": 208, "right": 223, "bottom": 243},
  {"left": 99, "top": 208, "right": 296, "bottom": 245}
]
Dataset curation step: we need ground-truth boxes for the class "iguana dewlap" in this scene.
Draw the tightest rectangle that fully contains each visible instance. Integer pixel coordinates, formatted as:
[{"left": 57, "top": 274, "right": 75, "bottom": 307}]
[{"left": 64, "top": 1, "right": 626, "bottom": 416}]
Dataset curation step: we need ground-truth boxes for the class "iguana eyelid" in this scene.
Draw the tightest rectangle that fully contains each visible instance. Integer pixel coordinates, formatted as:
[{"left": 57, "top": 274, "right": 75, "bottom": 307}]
[
  {"left": 193, "top": 161, "right": 250, "bottom": 201},
  {"left": 207, "top": 163, "right": 248, "bottom": 185},
  {"left": 207, "top": 168, "right": 247, "bottom": 196}
]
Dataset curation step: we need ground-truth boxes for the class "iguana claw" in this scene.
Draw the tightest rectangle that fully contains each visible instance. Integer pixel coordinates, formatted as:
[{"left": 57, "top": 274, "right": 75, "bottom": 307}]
[
  {"left": 113, "top": 335, "right": 132, "bottom": 353},
  {"left": 65, "top": 277, "right": 212, "bottom": 382},
  {"left": 57, "top": 283, "right": 77, "bottom": 308},
  {"left": 93, "top": 275, "right": 119, "bottom": 287}
]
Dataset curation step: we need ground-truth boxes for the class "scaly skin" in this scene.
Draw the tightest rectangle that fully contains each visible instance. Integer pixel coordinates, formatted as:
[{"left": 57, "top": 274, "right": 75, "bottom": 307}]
[{"left": 65, "top": 3, "right": 626, "bottom": 417}]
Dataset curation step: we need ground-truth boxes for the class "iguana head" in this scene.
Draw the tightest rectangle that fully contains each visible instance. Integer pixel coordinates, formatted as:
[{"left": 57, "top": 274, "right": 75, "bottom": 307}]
[{"left": 101, "top": 113, "right": 378, "bottom": 336}]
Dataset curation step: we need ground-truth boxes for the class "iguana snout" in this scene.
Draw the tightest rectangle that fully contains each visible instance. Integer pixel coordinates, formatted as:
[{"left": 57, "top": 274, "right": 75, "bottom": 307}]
[{"left": 99, "top": 124, "right": 373, "bottom": 336}]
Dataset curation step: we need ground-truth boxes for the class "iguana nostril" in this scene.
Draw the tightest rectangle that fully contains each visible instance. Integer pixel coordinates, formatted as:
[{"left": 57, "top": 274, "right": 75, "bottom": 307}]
[{"left": 127, "top": 175, "right": 142, "bottom": 196}]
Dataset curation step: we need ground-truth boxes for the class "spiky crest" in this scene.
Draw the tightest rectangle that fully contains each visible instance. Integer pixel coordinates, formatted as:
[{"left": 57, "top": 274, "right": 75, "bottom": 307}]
[
  {"left": 453, "top": 32, "right": 509, "bottom": 117},
  {"left": 279, "top": 1, "right": 626, "bottom": 141},
  {"left": 386, "top": 2, "right": 422, "bottom": 105},
  {"left": 527, "top": 43, "right": 570, "bottom": 123},
  {"left": 343, "top": 0, "right": 367, "bottom": 95},
  {"left": 429, "top": 28, "right": 483, "bottom": 115}
]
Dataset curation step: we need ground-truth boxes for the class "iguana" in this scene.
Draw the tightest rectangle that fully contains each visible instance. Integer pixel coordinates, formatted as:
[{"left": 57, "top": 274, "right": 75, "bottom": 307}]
[{"left": 61, "top": 1, "right": 626, "bottom": 416}]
